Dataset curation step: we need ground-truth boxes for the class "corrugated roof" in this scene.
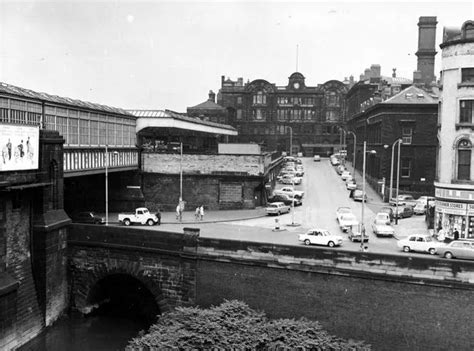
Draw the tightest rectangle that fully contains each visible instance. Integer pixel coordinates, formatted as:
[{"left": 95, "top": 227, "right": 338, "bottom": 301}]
[
  {"left": 128, "top": 109, "right": 236, "bottom": 131},
  {"left": 382, "top": 85, "right": 438, "bottom": 104},
  {"left": 0, "top": 82, "right": 134, "bottom": 116},
  {"left": 188, "top": 100, "right": 226, "bottom": 111}
]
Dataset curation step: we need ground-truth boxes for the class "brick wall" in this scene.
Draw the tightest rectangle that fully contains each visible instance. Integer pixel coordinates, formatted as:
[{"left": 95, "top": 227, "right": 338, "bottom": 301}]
[{"left": 142, "top": 153, "right": 265, "bottom": 176}]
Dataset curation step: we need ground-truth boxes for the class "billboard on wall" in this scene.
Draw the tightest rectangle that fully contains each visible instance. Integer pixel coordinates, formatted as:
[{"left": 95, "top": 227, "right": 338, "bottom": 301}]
[{"left": 0, "top": 124, "right": 39, "bottom": 171}]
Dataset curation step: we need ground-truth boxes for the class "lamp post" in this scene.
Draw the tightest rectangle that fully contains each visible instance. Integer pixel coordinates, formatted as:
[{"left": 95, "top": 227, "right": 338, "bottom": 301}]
[
  {"left": 105, "top": 146, "right": 119, "bottom": 226},
  {"left": 361, "top": 141, "right": 376, "bottom": 250},
  {"left": 287, "top": 126, "right": 293, "bottom": 156},
  {"left": 346, "top": 130, "right": 356, "bottom": 176},
  {"left": 179, "top": 141, "right": 183, "bottom": 200},
  {"left": 389, "top": 139, "right": 403, "bottom": 224}
]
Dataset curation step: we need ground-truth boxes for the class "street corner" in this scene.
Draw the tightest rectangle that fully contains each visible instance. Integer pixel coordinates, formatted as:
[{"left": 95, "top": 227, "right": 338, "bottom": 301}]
[{"left": 393, "top": 215, "right": 430, "bottom": 239}]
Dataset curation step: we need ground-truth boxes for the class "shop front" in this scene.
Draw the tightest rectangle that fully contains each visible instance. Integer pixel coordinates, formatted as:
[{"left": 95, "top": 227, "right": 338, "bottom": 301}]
[{"left": 434, "top": 184, "right": 474, "bottom": 240}]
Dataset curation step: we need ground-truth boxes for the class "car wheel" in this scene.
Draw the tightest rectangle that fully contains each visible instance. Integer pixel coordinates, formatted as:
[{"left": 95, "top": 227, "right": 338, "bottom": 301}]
[
  {"left": 444, "top": 252, "right": 453, "bottom": 259},
  {"left": 428, "top": 248, "right": 436, "bottom": 255},
  {"left": 124, "top": 219, "right": 131, "bottom": 226},
  {"left": 403, "top": 246, "right": 410, "bottom": 253},
  {"left": 328, "top": 241, "right": 335, "bottom": 247},
  {"left": 147, "top": 219, "right": 154, "bottom": 226},
  {"left": 304, "top": 239, "right": 311, "bottom": 246}
]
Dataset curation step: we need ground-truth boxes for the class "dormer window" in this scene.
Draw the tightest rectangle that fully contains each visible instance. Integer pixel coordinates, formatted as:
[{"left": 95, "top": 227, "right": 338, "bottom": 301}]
[{"left": 252, "top": 91, "right": 266, "bottom": 105}]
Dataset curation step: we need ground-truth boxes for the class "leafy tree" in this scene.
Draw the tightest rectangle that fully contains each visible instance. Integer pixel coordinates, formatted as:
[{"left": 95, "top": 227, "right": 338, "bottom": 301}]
[{"left": 127, "top": 300, "right": 370, "bottom": 350}]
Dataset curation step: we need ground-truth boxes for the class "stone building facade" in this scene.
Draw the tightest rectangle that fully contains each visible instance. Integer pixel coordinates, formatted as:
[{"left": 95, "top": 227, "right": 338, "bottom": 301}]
[
  {"left": 435, "top": 20, "right": 474, "bottom": 240},
  {"left": 216, "top": 73, "right": 349, "bottom": 156}
]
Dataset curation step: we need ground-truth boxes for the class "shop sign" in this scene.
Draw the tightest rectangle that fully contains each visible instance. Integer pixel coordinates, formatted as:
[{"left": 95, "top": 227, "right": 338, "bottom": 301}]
[
  {"left": 435, "top": 200, "right": 467, "bottom": 215},
  {"left": 467, "top": 204, "right": 474, "bottom": 216}
]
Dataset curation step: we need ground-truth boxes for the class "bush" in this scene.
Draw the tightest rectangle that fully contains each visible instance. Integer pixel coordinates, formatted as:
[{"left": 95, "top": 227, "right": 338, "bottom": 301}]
[{"left": 127, "top": 300, "right": 370, "bottom": 350}]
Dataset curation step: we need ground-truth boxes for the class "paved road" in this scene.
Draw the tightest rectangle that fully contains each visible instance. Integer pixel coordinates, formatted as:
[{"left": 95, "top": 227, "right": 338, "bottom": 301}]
[{"left": 126, "top": 157, "right": 432, "bottom": 256}]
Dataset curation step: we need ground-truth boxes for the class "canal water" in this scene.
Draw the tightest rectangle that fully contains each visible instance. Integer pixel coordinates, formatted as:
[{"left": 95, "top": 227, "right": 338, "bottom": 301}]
[{"left": 18, "top": 312, "right": 149, "bottom": 351}]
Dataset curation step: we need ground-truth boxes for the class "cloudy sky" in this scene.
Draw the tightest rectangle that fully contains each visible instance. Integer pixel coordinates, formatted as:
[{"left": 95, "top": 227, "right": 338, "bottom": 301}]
[{"left": 0, "top": 1, "right": 472, "bottom": 112}]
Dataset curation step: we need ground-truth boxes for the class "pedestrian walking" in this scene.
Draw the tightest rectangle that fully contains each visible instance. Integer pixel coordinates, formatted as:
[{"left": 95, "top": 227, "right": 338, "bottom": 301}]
[
  {"left": 195, "top": 207, "right": 200, "bottom": 221},
  {"left": 155, "top": 208, "right": 161, "bottom": 225},
  {"left": 437, "top": 227, "right": 445, "bottom": 242},
  {"left": 176, "top": 204, "right": 181, "bottom": 222},
  {"left": 199, "top": 205, "right": 204, "bottom": 221},
  {"left": 453, "top": 228, "right": 460, "bottom": 240}
]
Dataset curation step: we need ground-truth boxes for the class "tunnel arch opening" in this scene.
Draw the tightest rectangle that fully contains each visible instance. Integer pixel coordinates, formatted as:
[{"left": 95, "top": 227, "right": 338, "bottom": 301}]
[{"left": 87, "top": 273, "right": 160, "bottom": 325}]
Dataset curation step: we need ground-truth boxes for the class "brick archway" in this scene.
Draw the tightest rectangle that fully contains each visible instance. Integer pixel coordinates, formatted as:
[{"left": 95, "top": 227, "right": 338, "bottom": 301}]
[{"left": 73, "top": 259, "right": 170, "bottom": 315}]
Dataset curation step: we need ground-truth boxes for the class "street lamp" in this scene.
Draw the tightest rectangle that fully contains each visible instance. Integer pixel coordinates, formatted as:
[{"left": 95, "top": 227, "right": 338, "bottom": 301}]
[
  {"left": 339, "top": 128, "right": 346, "bottom": 165},
  {"left": 179, "top": 141, "right": 183, "bottom": 200},
  {"left": 105, "top": 145, "right": 119, "bottom": 226},
  {"left": 287, "top": 126, "right": 293, "bottom": 156},
  {"left": 361, "top": 141, "right": 376, "bottom": 250},
  {"left": 346, "top": 130, "right": 356, "bottom": 176},
  {"left": 389, "top": 139, "right": 403, "bottom": 224}
]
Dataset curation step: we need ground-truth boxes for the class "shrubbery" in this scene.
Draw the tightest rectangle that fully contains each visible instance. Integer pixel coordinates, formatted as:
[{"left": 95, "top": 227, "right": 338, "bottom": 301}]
[{"left": 127, "top": 300, "right": 370, "bottom": 350}]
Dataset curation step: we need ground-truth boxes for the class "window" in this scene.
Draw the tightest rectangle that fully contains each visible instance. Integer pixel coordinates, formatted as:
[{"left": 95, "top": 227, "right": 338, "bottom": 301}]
[
  {"left": 237, "top": 96, "right": 242, "bottom": 104},
  {"left": 401, "top": 158, "right": 411, "bottom": 178},
  {"left": 402, "top": 127, "right": 413, "bottom": 144},
  {"left": 457, "top": 139, "right": 471, "bottom": 180},
  {"left": 252, "top": 91, "right": 266, "bottom": 105},
  {"left": 460, "top": 100, "right": 474, "bottom": 123},
  {"left": 462, "top": 68, "right": 474, "bottom": 83},
  {"left": 325, "top": 92, "right": 339, "bottom": 106},
  {"left": 325, "top": 110, "right": 337, "bottom": 122},
  {"left": 253, "top": 109, "right": 264, "bottom": 120},
  {"left": 236, "top": 109, "right": 242, "bottom": 120}
]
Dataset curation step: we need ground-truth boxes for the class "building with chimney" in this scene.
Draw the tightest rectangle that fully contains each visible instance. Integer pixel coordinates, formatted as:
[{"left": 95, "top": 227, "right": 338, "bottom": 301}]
[
  {"left": 214, "top": 73, "right": 349, "bottom": 156},
  {"left": 345, "top": 16, "right": 439, "bottom": 201},
  {"left": 187, "top": 90, "right": 228, "bottom": 125},
  {"left": 434, "top": 20, "right": 474, "bottom": 240}
]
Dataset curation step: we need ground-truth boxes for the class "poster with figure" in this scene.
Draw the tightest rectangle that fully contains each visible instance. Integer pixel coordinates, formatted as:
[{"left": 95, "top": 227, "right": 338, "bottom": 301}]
[{"left": 0, "top": 124, "right": 39, "bottom": 171}]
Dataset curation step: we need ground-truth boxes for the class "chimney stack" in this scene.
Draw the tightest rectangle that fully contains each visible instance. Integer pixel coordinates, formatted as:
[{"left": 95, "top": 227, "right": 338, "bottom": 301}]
[
  {"left": 392, "top": 68, "right": 397, "bottom": 78},
  {"left": 208, "top": 90, "right": 216, "bottom": 102},
  {"left": 416, "top": 16, "right": 437, "bottom": 87},
  {"left": 370, "top": 64, "right": 381, "bottom": 78}
]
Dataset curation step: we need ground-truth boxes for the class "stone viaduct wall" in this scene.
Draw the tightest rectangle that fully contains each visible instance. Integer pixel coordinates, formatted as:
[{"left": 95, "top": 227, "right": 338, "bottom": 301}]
[{"left": 67, "top": 225, "right": 474, "bottom": 351}]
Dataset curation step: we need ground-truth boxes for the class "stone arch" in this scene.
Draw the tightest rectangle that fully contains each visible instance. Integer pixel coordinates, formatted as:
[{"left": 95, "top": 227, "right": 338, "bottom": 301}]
[{"left": 74, "top": 259, "right": 169, "bottom": 317}]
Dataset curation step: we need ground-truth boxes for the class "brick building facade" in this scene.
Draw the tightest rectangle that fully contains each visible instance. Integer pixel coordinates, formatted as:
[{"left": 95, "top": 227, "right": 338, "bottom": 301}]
[{"left": 215, "top": 73, "right": 349, "bottom": 156}]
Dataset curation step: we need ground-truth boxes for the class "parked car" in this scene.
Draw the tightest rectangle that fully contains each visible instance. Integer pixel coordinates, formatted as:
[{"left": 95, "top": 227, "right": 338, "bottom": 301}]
[
  {"left": 336, "top": 165, "right": 346, "bottom": 175},
  {"left": 389, "top": 194, "right": 417, "bottom": 207},
  {"left": 397, "top": 234, "right": 442, "bottom": 255},
  {"left": 274, "top": 186, "right": 304, "bottom": 199},
  {"left": 118, "top": 207, "right": 159, "bottom": 226},
  {"left": 268, "top": 194, "right": 302, "bottom": 206},
  {"left": 348, "top": 224, "right": 369, "bottom": 242},
  {"left": 265, "top": 202, "right": 291, "bottom": 216},
  {"left": 340, "top": 171, "right": 351, "bottom": 181},
  {"left": 313, "top": 155, "right": 321, "bottom": 162},
  {"left": 352, "top": 190, "right": 367, "bottom": 202},
  {"left": 336, "top": 207, "right": 359, "bottom": 232},
  {"left": 298, "top": 229, "right": 343, "bottom": 247},
  {"left": 393, "top": 205, "right": 414, "bottom": 219},
  {"left": 330, "top": 156, "right": 340, "bottom": 166},
  {"left": 438, "top": 240, "right": 474, "bottom": 260},
  {"left": 416, "top": 196, "right": 436, "bottom": 205},
  {"left": 346, "top": 181, "right": 357, "bottom": 191},
  {"left": 413, "top": 202, "right": 428, "bottom": 215},
  {"left": 281, "top": 174, "right": 301, "bottom": 185},
  {"left": 371, "top": 218, "right": 395, "bottom": 237},
  {"left": 345, "top": 175, "right": 354, "bottom": 184},
  {"left": 379, "top": 207, "right": 394, "bottom": 222},
  {"left": 374, "top": 212, "right": 391, "bottom": 225},
  {"left": 71, "top": 211, "right": 106, "bottom": 224}
]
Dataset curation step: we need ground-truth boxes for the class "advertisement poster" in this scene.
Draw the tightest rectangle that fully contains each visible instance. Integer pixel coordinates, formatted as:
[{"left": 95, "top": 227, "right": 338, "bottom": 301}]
[{"left": 0, "top": 124, "right": 39, "bottom": 171}]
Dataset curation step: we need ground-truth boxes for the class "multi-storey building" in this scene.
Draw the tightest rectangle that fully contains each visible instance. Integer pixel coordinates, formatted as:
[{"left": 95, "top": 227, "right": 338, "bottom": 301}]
[
  {"left": 215, "top": 73, "right": 349, "bottom": 156},
  {"left": 435, "top": 20, "right": 474, "bottom": 240}
]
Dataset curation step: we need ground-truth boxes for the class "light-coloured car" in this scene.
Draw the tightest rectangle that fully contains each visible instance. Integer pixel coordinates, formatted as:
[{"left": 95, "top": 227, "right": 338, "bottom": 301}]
[
  {"left": 274, "top": 187, "right": 304, "bottom": 198},
  {"left": 353, "top": 190, "right": 367, "bottom": 202},
  {"left": 341, "top": 171, "right": 352, "bottom": 181},
  {"left": 371, "top": 218, "right": 395, "bottom": 237},
  {"left": 298, "top": 229, "right": 343, "bottom": 247},
  {"left": 438, "top": 241, "right": 474, "bottom": 260},
  {"left": 336, "top": 207, "right": 359, "bottom": 232},
  {"left": 397, "top": 234, "right": 442, "bottom": 255},
  {"left": 346, "top": 180, "right": 357, "bottom": 190},
  {"left": 389, "top": 194, "right": 417, "bottom": 207},
  {"left": 265, "top": 202, "right": 291, "bottom": 216},
  {"left": 413, "top": 202, "right": 427, "bottom": 215},
  {"left": 416, "top": 196, "right": 436, "bottom": 205},
  {"left": 313, "top": 155, "right": 321, "bottom": 162}
]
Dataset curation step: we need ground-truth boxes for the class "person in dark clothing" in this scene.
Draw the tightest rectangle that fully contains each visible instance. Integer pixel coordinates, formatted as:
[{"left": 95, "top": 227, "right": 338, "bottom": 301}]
[
  {"left": 156, "top": 208, "right": 161, "bottom": 225},
  {"left": 453, "top": 228, "right": 460, "bottom": 240}
]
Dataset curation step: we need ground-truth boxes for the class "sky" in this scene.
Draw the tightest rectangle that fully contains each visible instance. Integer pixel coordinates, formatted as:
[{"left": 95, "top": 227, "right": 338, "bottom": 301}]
[{"left": 0, "top": 1, "right": 473, "bottom": 112}]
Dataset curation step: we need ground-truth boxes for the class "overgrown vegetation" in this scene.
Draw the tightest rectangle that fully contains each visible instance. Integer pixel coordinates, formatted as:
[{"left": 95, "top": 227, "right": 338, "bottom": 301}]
[{"left": 127, "top": 300, "right": 371, "bottom": 350}]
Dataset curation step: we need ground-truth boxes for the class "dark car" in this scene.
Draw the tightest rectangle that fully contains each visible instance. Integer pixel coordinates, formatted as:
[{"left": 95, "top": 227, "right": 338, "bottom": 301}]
[
  {"left": 393, "top": 205, "right": 414, "bottom": 219},
  {"left": 71, "top": 211, "right": 106, "bottom": 224},
  {"left": 268, "top": 194, "right": 302, "bottom": 206}
]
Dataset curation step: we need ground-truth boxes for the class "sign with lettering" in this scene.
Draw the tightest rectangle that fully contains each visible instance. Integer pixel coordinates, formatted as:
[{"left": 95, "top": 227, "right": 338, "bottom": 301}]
[{"left": 435, "top": 200, "right": 467, "bottom": 215}]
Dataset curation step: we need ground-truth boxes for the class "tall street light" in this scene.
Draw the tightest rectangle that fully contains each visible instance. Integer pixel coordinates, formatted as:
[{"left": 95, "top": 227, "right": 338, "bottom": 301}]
[
  {"left": 179, "top": 141, "right": 183, "bottom": 200},
  {"left": 346, "top": 130, "right": 356, "bottom": 176},
  {"left": 361, "top": 141, "right": 376, "bottom": 250},
  {"left": 105, "top": 145, "right": 119, "bottom": 226},
  {"left": 389, "top": 139, "right": 403, "bottom": 224},
  {"left": 287, "top": 126, "right": 293, "bottom": 156}
]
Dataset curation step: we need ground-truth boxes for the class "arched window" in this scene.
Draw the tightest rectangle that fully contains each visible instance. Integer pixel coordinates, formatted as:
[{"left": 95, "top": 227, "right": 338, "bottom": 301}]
[
  {"left": 457, "top": 139, "right": 472, "bottom": 180},
  {"left": 252, "top": 91, "right": 266, "bottom": 105}
]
